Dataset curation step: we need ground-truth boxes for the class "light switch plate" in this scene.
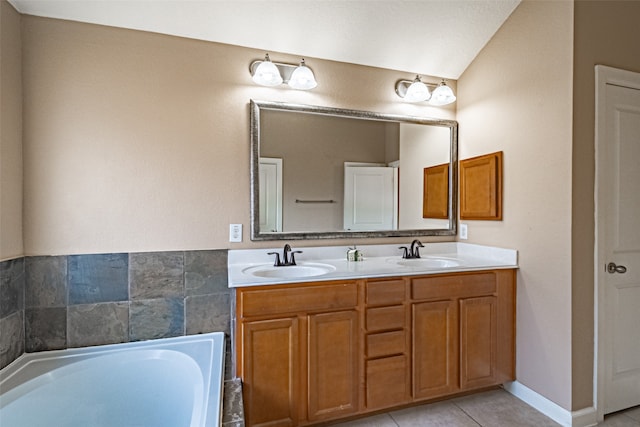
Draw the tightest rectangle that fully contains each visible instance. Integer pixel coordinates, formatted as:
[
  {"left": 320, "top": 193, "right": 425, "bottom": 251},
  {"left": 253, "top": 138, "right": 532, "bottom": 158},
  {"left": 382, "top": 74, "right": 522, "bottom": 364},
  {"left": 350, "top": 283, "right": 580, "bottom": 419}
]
[
  {"left": 460, "top": 223, "right": 468, "bottom": 240},
  {"left": 229, "top": 224, "right": 242, "bottom": 242}
]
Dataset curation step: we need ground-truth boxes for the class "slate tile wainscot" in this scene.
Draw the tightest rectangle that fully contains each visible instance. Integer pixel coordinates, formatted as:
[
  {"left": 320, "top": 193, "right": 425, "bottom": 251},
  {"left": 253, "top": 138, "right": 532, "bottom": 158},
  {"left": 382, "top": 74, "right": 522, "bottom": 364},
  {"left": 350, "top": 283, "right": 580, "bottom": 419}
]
[{"left": 0, "top": 249, "right": 247, "bottom": 425}]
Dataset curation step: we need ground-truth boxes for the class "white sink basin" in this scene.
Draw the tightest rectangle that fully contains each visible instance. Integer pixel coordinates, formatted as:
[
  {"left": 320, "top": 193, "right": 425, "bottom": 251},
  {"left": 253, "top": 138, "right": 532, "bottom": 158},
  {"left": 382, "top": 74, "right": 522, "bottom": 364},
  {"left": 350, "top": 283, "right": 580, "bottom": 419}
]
[
  {"left": 388, "top": 256, "right": 462, "bottom": 269},
  {"left": 242, "top": 263, "right": 336, "bottom": 279}
]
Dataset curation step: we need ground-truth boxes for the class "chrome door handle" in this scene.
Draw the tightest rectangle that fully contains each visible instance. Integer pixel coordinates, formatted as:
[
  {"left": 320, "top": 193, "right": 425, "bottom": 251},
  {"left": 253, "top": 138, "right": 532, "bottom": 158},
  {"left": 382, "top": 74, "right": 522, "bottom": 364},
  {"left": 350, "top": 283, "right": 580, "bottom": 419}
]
[{"left": 607, "top": 262, "right": 627, "bottom": 274}]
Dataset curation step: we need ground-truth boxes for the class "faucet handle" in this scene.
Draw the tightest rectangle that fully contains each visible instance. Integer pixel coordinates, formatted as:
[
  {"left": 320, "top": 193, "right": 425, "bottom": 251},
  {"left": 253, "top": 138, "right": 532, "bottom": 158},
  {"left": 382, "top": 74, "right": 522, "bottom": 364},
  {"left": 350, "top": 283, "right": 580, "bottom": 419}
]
[
  {"left": 267, "top": 252, "right": 282, "bottom": 266},
  {"left": 289, "top": 250, "right": 303, "bottom": 266},
  {"left": 413, "top": 247, "right": 422, "bottom": 258},
  {"left": 398, "top": 246, "right": 409, "bottom": 259}
]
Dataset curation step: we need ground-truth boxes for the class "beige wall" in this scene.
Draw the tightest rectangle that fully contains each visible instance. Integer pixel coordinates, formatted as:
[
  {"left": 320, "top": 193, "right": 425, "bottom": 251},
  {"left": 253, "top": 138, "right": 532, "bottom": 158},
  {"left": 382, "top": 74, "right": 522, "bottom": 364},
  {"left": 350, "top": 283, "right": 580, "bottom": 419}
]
[
  {"left": 0, "top": 0, "right": 23, "bottom": 261},
  {"left": 572, "top": 0, "right": 640, "bottom": 411},
  {"left": 21, "top": 16, "right": 455, "bottom": 256},
  {"left": 457, "top": 0, "right": 574, "bottom": 410}
]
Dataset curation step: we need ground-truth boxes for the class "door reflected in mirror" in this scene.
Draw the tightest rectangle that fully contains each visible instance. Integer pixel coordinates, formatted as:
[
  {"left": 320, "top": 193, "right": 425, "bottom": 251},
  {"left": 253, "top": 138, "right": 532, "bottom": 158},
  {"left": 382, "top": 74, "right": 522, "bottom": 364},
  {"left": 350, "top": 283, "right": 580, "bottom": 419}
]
[{"left": 250, "top": 100, "right": 458, "bottom": 241}]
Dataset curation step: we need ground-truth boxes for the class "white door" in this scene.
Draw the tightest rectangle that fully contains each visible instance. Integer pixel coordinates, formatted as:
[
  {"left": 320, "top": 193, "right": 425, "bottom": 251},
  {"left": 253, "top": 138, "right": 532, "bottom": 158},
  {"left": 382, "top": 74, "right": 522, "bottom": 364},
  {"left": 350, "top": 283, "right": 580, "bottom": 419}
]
[
  {"left": 259, "top": 158, "right": 282, "bottom": 233},
  {"left": 596, "top": 66, "right": 640, "bottom": 416},
  {"left": 343, "top": 166, "right": 397, "bottom": 231}
]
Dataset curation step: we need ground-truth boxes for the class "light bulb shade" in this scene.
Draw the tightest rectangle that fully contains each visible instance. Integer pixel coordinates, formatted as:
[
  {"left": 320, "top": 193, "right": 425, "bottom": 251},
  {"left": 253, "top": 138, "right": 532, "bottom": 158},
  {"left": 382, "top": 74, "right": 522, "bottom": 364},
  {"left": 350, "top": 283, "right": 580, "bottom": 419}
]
[
  {"left": 288, "top": 62, "right": 317, "bottom": 90},
  {"left": 429, "top": 82, "right": 456, "bottom": 106},
  {"left": 403, "top": 77, "right": 431, "bottom": 102},
  {"left": 252, "top": 56, "right": 283, "bottom": 86}
]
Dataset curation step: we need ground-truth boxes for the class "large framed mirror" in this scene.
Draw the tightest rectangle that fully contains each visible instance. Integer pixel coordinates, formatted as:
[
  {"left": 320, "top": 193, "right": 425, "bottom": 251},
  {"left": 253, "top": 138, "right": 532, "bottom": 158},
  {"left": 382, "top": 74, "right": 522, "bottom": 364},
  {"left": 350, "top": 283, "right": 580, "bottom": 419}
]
[{"left": 250, "top": 100, "right": 458, "bottom": 241}]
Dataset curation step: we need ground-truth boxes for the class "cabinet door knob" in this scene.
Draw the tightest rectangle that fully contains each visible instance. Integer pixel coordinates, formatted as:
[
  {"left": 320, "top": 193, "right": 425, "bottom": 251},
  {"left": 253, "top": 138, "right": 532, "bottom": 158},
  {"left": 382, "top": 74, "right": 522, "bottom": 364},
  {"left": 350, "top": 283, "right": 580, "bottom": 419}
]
[{"left": 607, "top": 262, "right": 627, "bottom": 274}]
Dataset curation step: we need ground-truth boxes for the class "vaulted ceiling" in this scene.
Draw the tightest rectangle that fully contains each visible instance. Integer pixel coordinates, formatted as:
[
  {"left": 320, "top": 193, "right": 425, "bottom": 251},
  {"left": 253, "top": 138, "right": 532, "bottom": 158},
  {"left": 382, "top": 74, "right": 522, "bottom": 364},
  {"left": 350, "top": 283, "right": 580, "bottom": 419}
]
[{"left": 9, "top": 0, "right": 520, "bottom": 79}]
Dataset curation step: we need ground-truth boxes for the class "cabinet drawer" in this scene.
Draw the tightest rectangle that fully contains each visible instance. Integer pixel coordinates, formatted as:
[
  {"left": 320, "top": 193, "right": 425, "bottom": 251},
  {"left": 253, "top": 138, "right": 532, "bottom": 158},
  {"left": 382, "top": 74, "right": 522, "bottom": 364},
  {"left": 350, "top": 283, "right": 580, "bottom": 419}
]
[
  {"left": 412, "top": 272, "right": 496, "bottom": 300},
  {"left": 366, "top": 305, "right": 405, "bottom": 332},
  {"left": 367, "top": 330, "right": 405, "bottom": 358},
  {"left": 239, "top": 282, "right": 358, "bottom": 317},
  {"left": 366, "top": 355, "right": 408, "bottom": 409},
  {"left": 366, "top": 279, "right": 406, "bottom": 306}
]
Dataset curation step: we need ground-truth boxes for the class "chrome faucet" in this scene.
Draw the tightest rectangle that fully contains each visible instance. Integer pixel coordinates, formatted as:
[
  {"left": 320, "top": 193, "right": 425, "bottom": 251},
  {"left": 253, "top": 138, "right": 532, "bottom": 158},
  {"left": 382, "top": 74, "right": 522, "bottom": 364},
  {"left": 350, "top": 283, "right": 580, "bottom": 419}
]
[
  {"left": 399, "top": 239, "right": 424, "bottom": 259},
  {"left": 268, "top": 244, "right": 303, "bottom": 266}
]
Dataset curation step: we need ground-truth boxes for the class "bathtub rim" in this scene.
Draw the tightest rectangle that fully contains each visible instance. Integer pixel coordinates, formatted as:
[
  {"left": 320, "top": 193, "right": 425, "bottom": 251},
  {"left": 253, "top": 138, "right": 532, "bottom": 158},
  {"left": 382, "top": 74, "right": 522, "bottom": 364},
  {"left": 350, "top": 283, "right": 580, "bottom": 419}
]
[{"left": 0, "top": 332, "right": 226, "bottom": 427}]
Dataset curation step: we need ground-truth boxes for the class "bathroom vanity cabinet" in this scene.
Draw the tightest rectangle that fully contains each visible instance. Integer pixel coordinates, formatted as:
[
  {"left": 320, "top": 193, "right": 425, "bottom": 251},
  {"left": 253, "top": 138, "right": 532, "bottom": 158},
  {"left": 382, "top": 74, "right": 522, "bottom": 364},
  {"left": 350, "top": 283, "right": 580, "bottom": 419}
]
[
  {"left": 235, "top": 281, "right": 360, "bottom": 427},
  {"left": 235, "top": 269, "right": 516, "bottom": 427},
  {"left": 411, "top": 269, "right": 515, "bottom": 400}
]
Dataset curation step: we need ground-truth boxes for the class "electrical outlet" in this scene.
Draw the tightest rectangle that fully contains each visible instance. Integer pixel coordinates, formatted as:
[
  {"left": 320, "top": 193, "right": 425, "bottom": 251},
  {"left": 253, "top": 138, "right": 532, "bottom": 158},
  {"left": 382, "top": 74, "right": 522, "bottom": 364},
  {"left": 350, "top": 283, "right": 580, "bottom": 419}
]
[
  {"left": 460, "top": 223, "right": 468, "bottom": 240},
  {"left": 229, "top": 224, "right": 242, "bottom": 242}
]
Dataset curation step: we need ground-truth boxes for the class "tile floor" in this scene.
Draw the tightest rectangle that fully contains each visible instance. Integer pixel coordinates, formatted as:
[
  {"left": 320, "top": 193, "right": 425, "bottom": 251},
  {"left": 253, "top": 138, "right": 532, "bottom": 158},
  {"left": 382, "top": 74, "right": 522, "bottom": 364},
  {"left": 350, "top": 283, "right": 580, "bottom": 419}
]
[{"left": 329, "top": 388, "right": 640, "bottom": 427}]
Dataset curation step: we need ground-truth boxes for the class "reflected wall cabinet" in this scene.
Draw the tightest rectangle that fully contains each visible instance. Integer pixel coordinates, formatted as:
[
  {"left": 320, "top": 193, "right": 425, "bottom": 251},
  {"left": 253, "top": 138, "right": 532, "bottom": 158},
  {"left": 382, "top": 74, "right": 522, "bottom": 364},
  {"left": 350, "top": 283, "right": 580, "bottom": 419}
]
[{"left": 423, "top": 163, "right": 450, "bottom": 219}]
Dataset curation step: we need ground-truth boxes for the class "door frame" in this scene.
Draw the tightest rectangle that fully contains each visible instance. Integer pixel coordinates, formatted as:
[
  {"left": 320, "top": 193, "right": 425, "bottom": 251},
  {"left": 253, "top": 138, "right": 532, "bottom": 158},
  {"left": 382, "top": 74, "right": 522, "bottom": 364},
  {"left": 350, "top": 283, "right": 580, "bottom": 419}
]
[
  {"left": 594, "top": 65, "right": 640, "bottom": 421},
  {"left": 258, "top": 157, "right": 283, "bottom": 233}
]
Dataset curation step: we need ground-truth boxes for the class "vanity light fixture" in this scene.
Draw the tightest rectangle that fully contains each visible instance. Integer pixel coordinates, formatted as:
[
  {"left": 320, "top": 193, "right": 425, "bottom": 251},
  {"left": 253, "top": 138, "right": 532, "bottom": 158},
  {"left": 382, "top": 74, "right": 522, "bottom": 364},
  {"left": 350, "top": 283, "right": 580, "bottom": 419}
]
[
  {"left": 250, "top": 54, "right": 317, "bottom": 90},
  {"left": 397, "top": 75, "right": 431, "bottom": 102},
  {"left": 395, "top": 76, "right": 456, "bottom": 106},
  {"left": 288, "top": 59, "right": 317, "bottom": 90},
  {"left": 251, "top": 53, "right": 283, "bottom": 86},
  {"left": 429, "top": 80, "right": 457, "bottom": 106}
]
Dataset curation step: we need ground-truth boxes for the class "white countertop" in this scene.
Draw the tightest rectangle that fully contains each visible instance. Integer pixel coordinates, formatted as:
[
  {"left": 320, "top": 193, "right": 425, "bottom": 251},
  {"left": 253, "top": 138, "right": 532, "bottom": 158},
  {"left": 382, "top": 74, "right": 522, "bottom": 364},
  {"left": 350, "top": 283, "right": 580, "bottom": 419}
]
[{"left": 228, "top": 242, "right": 518, "bottom": 288}]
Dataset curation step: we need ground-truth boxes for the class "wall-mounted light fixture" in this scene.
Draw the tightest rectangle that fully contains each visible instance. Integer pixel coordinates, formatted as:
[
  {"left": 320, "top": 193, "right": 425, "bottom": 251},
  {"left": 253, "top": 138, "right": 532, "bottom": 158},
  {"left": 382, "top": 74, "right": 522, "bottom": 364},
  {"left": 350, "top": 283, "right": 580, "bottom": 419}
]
[
  {"left": 250, "top": 54, "right": 317, "bottom": 90},
  {"left": 395, "top": 76, "right": 456, "bottom": 106}
]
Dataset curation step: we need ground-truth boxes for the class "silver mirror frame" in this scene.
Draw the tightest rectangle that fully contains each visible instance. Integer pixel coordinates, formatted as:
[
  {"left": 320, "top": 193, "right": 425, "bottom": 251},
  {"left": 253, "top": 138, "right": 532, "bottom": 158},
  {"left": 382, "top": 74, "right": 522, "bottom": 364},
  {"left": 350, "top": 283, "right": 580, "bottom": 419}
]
[{"left": 250, "top": 99, "right": 458, "bottom": 241}]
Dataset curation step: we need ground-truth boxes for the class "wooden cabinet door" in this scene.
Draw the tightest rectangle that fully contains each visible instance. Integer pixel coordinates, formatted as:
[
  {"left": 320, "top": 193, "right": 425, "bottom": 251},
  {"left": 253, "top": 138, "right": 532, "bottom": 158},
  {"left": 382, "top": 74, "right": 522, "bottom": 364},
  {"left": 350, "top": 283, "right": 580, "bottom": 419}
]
[
  {"left": 459, "top": 296, "right": 498, "bottom": 390},
  {"left": 412, "top": 300, "right": 458, "bottom": 399},
  {"left": 307, "top": 310, "right": 359, "bottom": 422},
  {"left": 366, "top": 355, "right": 409, "bottom": 409},
  {"left": 242, "top": 317, "right": 299, "bottom": 427}
]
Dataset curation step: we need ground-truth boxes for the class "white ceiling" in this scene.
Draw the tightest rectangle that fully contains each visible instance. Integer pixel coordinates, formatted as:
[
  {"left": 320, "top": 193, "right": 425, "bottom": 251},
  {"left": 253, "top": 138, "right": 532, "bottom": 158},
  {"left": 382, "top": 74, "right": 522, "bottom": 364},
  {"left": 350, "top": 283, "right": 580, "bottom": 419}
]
[{"left": 9, "top": 0, "right": 520, "bottom": 80}]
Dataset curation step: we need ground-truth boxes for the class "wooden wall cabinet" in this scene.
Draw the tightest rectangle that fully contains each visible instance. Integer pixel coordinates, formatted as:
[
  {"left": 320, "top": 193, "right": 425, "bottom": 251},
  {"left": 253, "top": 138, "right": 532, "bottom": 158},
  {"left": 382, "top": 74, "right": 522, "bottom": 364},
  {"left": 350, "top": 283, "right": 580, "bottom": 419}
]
[
  {"left": 236, "top": 269, "right": 516, "bottom": 427},
  {"left": 460, "top": 151, "right": 503, "bottom": 220}
]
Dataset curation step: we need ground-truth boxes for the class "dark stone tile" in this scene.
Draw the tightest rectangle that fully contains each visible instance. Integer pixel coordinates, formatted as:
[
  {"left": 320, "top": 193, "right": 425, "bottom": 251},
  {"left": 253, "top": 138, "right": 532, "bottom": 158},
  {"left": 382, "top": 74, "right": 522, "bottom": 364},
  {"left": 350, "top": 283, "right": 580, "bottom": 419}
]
[
  {"left": 68, "top": 302, "right": 128, "bottom": 348},
  {"left": 184, "top": 250, "right": 228, "bottom": 296},
  {"left": 25, "top": 307, "right": 66, "bottom": 352},
  {"left": 0, "top": 257, "right": 25, "bottom": 318},
  {"left": 224, "top": 336, "right": 233, "bottom": 380},
  {"left": 68, "top": 253, "right": 128, "bottom": 305},
  {"left": 223, "top": 378, "right": 245, "bottom": 426},
  {"left": 129, "top": 252, "right": 183, "bottom": 300},
  {"left": 0, "top": 310, "right": 24, "bottom": 369},
  {"left": 129, "top": 297, "right": 184, "bottom": 341},
  {"left": 25, "top": 256, "right": 67, "bottom": 308},
  {"left": 185, "top": 293, "right": 230, "bottom": 335}
]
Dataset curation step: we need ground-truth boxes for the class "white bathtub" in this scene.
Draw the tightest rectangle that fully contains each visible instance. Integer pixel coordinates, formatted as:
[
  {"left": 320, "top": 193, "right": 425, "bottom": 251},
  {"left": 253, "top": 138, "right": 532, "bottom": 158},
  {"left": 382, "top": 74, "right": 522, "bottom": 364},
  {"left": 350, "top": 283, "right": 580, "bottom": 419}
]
[{"left": 0, "top": 332, "right": 225, "bottom": 427}]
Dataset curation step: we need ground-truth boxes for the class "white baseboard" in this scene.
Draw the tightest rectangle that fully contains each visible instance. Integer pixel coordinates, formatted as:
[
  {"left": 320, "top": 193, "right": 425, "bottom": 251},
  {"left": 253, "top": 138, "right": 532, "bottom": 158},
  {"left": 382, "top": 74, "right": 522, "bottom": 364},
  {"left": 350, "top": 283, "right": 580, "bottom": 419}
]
[{"left": 503, "top": 381, "right": 598, "bottom": 427}]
